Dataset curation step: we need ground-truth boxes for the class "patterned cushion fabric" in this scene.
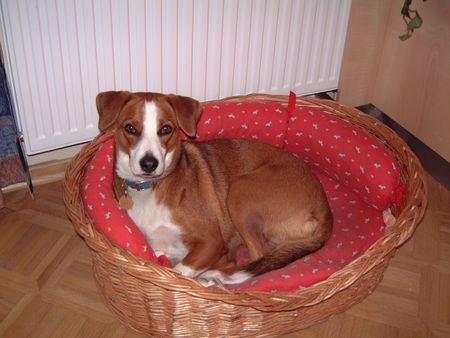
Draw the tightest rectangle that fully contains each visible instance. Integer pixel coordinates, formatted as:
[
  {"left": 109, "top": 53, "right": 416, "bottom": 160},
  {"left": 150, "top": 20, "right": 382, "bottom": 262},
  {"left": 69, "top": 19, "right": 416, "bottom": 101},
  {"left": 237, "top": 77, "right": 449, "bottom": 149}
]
[
  {"left": 193, "top": 101, "right": 289, "bottom": 148},
  {"left": 82, "top": 99, "right": 405, "bottom": 291},
  {"left": 284, "top": 105, "right": 406, "bottom": 211}
]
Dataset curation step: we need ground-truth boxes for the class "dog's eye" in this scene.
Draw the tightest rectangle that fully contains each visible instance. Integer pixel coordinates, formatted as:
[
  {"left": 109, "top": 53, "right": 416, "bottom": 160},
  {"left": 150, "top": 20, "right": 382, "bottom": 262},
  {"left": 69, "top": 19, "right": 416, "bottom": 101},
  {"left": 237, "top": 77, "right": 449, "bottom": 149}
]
[
  {"left": 159, "top": 125, "right": 173, "bottom": 136},
  {"left": 124, "top": 124, "right": 137, "bottom": 135}
]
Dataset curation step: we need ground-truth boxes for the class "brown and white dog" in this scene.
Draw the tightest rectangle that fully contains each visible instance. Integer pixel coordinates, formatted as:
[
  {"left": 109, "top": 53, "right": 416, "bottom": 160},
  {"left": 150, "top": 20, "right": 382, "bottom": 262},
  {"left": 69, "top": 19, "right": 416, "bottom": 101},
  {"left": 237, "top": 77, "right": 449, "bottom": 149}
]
[{"left": 96, "top": 91, "right": 332, "bottom": 286}]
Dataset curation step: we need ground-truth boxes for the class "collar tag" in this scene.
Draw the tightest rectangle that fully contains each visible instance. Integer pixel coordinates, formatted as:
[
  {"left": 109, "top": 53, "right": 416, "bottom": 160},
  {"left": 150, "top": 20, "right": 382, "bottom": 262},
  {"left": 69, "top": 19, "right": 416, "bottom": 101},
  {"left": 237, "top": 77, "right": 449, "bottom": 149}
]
[{"left": 119, "top": 195, "right": 134, "bottom": 210}]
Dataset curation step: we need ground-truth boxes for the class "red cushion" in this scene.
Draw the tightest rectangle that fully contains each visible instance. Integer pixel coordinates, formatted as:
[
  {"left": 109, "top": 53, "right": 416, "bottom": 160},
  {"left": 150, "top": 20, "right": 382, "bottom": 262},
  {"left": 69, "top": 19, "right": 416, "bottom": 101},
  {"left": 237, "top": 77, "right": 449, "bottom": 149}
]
[
  {"left": 82, "top": 99, "right": 405, "bottom": 291},
  {"left": 194, "top": 101, "right": 289, "bottom": 148},
  {"left": 284, "top": 105, "right": 405, "bottom": 210}
]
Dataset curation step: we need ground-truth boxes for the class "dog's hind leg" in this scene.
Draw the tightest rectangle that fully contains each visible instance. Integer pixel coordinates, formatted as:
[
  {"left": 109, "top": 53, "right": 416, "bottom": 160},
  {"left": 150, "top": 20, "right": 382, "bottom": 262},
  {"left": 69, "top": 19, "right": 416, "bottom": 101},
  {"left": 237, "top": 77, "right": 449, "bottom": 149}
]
[
  {"left": 226, "top": 170, "right": 278, "bottom": 262},
  {"left": 225, "top": 163, "right": 332, "bottom": 278}
]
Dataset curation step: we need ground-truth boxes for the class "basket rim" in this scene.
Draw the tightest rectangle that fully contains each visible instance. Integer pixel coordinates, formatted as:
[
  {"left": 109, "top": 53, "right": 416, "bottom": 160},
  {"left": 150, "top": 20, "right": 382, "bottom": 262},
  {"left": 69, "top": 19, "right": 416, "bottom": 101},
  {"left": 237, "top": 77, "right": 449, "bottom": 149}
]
[{"left": 63, "top": 93, "right": 428, "bottom": 312}]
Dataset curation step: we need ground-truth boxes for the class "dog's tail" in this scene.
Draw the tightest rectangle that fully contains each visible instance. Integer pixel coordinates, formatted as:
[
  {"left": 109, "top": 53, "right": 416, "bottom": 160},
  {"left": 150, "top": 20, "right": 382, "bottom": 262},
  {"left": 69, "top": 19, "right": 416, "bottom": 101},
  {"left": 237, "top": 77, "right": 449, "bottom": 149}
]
[
  {"left": 245, "top": 239, "right": 324, "bottom": 276},
  {"left": 245, "top": 213, "right": 333, "bottom": 277}
]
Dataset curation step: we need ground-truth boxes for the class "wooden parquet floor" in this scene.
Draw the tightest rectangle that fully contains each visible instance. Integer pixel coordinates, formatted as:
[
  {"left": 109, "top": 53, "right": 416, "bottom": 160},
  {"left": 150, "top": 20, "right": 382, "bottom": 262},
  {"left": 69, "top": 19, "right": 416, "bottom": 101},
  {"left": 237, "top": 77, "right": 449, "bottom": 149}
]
[{"left": 0, "top": 174, "right": 448, "bottom": 338}]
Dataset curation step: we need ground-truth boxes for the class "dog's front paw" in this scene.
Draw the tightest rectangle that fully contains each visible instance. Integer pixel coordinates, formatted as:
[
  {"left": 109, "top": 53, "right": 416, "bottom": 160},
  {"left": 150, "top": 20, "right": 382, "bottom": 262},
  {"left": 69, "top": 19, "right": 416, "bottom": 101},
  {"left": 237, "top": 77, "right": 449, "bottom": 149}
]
[
  {"left": 200, "top": 269, "right": 252, "bottom": 286},
  {"left": 197, "top": 270, "right": 228, "bottom": 287},
  {"left": 197, "top": 277, "right": 221, "bottom": 288},
  {"left": 173, "top": 262, "right": 201, "bottom": 278}
]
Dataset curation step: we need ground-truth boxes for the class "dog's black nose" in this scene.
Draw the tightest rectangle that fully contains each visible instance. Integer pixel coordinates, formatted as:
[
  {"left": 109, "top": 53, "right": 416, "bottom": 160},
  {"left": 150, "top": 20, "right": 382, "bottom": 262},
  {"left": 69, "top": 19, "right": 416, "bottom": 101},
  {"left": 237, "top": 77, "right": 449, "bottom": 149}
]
[{"left": 140, "top": 155, "right": 159, "bottom": 173}]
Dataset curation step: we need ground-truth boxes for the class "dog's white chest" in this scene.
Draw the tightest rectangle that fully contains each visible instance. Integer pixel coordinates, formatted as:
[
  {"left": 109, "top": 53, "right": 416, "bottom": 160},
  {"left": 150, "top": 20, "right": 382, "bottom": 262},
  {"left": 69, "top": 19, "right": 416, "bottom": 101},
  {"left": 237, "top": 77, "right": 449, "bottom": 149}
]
[{"left": 127, "top": 189, "right": 187, "bottom": 264}]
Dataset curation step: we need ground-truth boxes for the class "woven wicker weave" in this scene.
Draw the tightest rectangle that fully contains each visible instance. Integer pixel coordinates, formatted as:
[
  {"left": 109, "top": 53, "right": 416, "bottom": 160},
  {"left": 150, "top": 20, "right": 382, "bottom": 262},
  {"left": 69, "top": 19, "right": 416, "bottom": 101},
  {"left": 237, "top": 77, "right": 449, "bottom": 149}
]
[{"left": 63, "top": 94, "right": 427, "bottom": 337}]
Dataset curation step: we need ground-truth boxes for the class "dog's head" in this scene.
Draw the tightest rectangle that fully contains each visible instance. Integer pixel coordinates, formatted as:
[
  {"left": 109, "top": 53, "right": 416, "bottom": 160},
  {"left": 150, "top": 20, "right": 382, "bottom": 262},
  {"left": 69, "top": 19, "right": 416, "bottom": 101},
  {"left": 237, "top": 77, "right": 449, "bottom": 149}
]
[{"left": 96, "top": 91, "right": 201, "bottom": 181}]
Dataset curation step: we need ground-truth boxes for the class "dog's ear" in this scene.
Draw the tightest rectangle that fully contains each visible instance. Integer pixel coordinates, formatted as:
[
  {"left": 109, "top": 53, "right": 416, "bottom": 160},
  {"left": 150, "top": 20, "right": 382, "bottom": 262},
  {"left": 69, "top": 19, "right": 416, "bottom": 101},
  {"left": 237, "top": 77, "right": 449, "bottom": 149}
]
[
  {"left": 166, "top": 94, "right": 202, "bottom": 138},
  {"left": 96, "top": 91, "right": 132, "bottom": 132}
]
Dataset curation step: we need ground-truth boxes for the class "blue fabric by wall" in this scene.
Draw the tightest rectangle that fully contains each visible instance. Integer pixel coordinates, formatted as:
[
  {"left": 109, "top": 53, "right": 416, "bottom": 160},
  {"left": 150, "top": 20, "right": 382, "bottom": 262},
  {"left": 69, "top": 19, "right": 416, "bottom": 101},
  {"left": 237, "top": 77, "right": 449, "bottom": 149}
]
[{"left": 0, "top": 60, "right": 26, "bottom": 187}]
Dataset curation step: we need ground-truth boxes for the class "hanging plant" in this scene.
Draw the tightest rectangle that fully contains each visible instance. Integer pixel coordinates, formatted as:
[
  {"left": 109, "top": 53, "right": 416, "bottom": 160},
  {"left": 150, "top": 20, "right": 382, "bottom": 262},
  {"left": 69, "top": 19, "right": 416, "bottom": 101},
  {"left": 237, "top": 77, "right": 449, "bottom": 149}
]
[{"left": 400, "top": 0, "right": 427, "bottom": 40}]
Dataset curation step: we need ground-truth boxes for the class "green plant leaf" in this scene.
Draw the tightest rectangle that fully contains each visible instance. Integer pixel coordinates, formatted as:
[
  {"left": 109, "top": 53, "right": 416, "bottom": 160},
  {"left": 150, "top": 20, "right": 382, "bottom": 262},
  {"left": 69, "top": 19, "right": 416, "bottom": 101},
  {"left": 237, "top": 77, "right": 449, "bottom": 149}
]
[{"left": 408, "top": 11, "right": 423, "bottom": 30}]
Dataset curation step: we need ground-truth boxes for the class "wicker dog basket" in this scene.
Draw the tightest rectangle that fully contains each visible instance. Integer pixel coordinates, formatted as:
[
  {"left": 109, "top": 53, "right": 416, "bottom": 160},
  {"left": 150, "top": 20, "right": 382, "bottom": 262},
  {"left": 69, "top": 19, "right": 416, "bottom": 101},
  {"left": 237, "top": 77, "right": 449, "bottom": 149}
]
[{"left": 63, "top": 94, "right": 427, "bottom": 337}]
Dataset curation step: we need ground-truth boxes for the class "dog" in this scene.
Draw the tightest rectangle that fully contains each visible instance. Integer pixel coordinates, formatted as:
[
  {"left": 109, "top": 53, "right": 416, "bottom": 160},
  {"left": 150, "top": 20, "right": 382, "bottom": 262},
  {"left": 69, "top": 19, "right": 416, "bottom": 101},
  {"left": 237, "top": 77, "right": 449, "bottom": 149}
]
[{"left": 96, "top": 91, "right": 332, "bottom": 286}]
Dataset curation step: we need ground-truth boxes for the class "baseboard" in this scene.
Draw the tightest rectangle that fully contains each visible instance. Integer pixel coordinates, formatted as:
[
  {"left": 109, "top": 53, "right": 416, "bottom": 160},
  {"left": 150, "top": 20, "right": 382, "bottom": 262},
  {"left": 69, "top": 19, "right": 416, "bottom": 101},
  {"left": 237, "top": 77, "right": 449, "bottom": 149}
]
[
  {"left": 357, "top": 104, "right": 450, "bottom": 191},
  {"left": 309, "top": 90, "right": 337, "bottom": 101},
  {"left": 2, "top": 158, "right": 72, "bottom": 193},
  {"left": 3, "top": 142, "right": 87, "bottom": 193},
  {"left": 27, "top": 142, "right": 86, "bottom": 166}
]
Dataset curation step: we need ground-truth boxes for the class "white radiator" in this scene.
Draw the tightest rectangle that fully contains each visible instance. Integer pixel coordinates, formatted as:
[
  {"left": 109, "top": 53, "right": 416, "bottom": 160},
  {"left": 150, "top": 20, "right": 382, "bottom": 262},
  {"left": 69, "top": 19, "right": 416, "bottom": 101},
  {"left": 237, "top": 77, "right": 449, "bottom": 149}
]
[{"left": 0, "top": 0, "right": 351, "bottom": 154}]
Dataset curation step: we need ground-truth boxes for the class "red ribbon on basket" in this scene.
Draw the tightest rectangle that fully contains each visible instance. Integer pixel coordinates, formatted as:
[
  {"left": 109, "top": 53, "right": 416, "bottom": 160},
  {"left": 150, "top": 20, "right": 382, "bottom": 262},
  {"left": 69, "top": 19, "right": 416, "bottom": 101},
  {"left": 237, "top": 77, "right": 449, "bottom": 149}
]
[{"left": 287, "top": 91, "right": 297, "bottom": 114}]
